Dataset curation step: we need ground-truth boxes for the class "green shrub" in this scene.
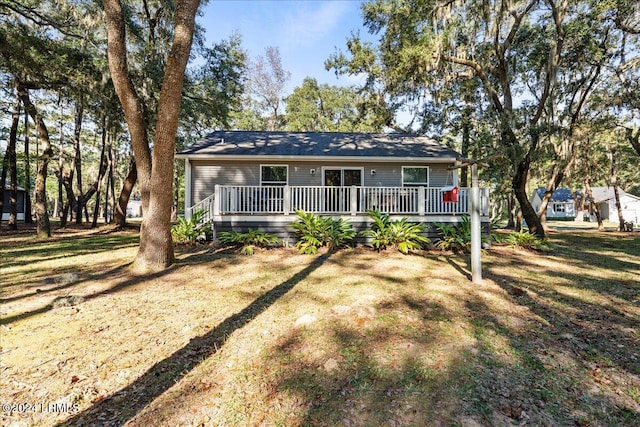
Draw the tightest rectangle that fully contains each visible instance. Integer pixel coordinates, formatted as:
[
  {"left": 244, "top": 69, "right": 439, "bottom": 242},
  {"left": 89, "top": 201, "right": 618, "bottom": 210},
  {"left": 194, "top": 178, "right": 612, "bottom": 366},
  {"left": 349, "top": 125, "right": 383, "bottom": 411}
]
[
  {"left": 434, "top": 222, "right": 471, "bottom": 253},
  {"left": 218, "top": 229, "right": 281, "bottom": 255},
  {"left": 361, "top": 210, "right": 429, "bottom": 254},
  {"left": 171, "top": 209, "right": 212, "bottom": 244},
  {"left": 290, "top": 210, "right": 356, "bottom": 254},
  {"left": 434, "top": 215, "right": 474, "bottom": 253},
  {"left": 434, "top": 215, "right": 499, "bottom": 253},
  {"left": 504, "top": 230, "right": 551, "bottom": 251}
]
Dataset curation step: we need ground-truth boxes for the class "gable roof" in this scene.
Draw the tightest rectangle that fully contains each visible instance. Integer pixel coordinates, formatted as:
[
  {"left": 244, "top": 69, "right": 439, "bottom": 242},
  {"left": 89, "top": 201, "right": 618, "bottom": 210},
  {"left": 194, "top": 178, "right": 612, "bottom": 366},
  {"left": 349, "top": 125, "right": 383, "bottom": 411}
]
[
  {"left": 590, "top": 186, "right": 640, "bottom": 203},
  {"left": 534, "top": 187, "right": 576, "bottom": 203},
  {"left": 176, "top": 131, "right": 461, "bottom": 162}
]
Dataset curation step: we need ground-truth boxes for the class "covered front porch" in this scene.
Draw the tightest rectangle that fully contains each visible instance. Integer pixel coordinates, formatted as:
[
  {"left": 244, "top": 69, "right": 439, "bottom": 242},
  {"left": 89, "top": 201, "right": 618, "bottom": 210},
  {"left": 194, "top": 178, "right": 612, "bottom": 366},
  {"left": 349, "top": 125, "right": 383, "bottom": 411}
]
[{"left": 187, "top": 185, "right": 489, "bottom": 221}]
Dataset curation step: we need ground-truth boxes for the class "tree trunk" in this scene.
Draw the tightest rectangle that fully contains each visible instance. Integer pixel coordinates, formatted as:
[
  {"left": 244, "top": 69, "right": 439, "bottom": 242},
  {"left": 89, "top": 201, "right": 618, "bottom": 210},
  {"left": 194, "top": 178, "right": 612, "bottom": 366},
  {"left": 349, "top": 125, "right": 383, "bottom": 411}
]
[
  {"left": 627, "top": 127, "right": 640, "bottom": 157},
  {"left": 506, "top": 191, "right": 516, "bottom": 229},
  {"left": 608, "top": 145, "right": 625, "bottom": 231},
  {"left": 23, "top": 109, "right": 33, "bottom": 224},
  {"left": 584, "top": 179, "right": 604, "bottom": 231},
  {"left": 60, "top": 100, "right": 82, "bottom": 228},
  {"left": 513, "top": 154, "right": 545, "bottom": 239},
  {"left": 7, "top": 89, "right": 19, "bottom": 230},
  {"left": 104, "top": 0, "right": 200, "bottom": 271},
  {"left": 1, "top": 142, "right": 8, "bottom": 229},
  {"left": 108, "top": 131, "right": 116, "bottom": 223},
  {"left": 613, "top": 185, "right": 625, "bottom": 231},
  {"left": 1, "top": 84, "right": 21, "bottom": 230},
  {"left": 18, "top": 84, "right": 53, "bottom": 238},
  {"left": 55, "top": 95, "right": 64, "bottom": 219},
  {"left": 114, "top": 158, "right": 137, "bottom": 228},
  {"left": 73, "top": 99, "right": 85, "bottom": 224},
  {"left": 92, "top": 121, "right": 108, "bottom": 228}
]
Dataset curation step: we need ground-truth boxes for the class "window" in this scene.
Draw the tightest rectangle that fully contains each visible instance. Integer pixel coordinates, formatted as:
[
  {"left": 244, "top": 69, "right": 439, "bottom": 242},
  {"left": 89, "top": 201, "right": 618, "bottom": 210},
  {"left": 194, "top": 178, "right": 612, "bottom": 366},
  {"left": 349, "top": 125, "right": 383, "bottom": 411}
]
[
  {"left": 260, "top": 165, "right": 288, "bottom": 185},
  {"left": 402, "top": 166, "right": 429, "bottom": 187},
  {"left": 553, "top": 203, "right": 565, "bottom": 213}
]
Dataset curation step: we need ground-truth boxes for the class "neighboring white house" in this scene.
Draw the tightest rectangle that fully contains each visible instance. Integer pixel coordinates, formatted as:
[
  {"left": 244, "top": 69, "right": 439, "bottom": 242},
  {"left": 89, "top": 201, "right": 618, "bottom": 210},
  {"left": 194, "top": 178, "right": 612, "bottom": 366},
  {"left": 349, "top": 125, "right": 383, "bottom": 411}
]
[
  {"left": 590, "top": 187, "right": 640, "bottom": 225},
  {"left": 531, "top": 188, "right": 577, "bottom": 219},
  {"left": 126, "top": 199, "right": 143, "bottom": 217}
]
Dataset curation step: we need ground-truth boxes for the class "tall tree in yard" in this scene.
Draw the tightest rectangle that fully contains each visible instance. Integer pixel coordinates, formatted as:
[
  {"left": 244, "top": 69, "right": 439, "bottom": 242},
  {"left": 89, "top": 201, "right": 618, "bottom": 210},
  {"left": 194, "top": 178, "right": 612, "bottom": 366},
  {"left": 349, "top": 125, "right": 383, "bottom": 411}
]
[
  {"left": 330, "top": 0, "right": 640, "bottom": 239},
  {"left": 103, "top": 0, "right": 200, "bottom": 270}
]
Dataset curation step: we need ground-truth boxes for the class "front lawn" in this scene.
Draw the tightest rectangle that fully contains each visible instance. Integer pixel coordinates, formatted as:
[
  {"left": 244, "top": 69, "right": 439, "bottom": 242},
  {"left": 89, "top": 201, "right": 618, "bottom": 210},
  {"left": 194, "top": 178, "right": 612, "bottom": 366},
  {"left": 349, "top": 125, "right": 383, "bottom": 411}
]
[{"left": 0, "top": 227, "right": 638, "bottom": 426}]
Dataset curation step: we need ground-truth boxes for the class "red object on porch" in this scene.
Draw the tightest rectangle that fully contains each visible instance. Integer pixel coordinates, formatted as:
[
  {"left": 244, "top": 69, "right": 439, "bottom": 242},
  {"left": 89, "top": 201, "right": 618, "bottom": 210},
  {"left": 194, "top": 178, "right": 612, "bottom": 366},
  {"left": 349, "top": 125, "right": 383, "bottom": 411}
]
[{"left": 442, "top": 186, "right": 459, "bottom": 203}]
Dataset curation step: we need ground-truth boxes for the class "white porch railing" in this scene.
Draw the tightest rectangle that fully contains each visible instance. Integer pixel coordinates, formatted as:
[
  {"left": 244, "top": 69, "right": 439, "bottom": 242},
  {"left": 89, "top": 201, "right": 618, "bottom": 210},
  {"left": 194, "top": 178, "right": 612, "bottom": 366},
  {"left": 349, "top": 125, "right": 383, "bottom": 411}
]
[
  {"left": 185, "top": 193, "right": 215, "bottom": 222},
  {"left": 208, "top": 185, "right": 489, "bottom": 216}
]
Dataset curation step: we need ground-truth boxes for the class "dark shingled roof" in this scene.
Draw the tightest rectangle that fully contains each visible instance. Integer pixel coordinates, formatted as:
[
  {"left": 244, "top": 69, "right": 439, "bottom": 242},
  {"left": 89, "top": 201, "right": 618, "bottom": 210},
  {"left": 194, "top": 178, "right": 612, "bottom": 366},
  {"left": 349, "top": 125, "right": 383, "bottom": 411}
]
[{"left": 177, "top": 131, "right": 461, "bottom": 160}]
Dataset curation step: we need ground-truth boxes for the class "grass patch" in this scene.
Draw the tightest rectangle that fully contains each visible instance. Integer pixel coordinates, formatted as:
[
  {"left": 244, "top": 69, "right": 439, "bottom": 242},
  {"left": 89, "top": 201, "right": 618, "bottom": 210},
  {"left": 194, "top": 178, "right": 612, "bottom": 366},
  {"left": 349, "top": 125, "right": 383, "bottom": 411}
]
[{"left": 0, "top": 227, "right": 638, "bottom": 426}]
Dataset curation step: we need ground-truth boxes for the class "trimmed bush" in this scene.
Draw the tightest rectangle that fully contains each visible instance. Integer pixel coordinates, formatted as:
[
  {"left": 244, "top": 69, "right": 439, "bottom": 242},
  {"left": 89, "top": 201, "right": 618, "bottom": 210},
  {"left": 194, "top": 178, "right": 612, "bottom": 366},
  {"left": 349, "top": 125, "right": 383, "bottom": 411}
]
[{"left": 361, "top": 210, "right": 430, "bottom": 254}]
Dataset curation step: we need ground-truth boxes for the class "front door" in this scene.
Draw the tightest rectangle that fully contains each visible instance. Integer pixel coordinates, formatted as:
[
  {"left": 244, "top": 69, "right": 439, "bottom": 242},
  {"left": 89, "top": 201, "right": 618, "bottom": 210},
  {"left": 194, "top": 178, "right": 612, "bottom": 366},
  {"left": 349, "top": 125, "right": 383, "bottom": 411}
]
[{"left": 323, "top": 168, "right": 362, "bottom": 212}]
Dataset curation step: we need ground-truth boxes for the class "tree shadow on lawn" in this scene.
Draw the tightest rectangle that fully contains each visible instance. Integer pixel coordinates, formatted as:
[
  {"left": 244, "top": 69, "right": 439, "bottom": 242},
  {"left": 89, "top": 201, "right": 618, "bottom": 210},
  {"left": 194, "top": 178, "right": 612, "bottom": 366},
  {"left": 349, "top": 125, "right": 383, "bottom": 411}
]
[
  {"left": 57, "top": 253, "right": 331, "bottom": 427},
  {"left": 261, "top": 280, "right": 607, "bottom": 426},
  {"left": 0, "top": 245, "right": 236, "bottom": 325},
  {"left": 261, "top": 293, "right": 484, "bottom": 426},
  {"left": 264, "top": 267, "right": 638, "bottom": 426},
  {"left": 0, "top": 232, "right": 140, "bottom": 270},
  {"left": 481, "top": 263, "right": 640, "bottom": 424}
]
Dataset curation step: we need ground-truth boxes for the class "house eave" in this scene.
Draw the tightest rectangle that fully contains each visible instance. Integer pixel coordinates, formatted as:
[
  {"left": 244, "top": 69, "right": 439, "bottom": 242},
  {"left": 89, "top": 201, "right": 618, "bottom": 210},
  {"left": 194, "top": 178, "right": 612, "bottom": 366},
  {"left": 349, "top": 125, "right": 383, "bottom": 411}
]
[{"left": 175, "top": 154, "right": 458, "bottom": 163}]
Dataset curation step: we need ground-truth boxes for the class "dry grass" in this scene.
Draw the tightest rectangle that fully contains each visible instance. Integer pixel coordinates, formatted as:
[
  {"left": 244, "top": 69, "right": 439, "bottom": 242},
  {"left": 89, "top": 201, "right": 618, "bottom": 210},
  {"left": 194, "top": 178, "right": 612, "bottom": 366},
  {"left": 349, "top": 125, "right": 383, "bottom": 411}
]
[{"left": 0, "top": 225, "right": 638, "bottom": 427}]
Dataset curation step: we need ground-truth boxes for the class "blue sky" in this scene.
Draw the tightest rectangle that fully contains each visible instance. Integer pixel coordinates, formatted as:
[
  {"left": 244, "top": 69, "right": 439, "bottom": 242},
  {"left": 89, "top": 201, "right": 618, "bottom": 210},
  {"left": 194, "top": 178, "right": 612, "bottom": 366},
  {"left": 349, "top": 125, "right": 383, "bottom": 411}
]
[{"left": 198, "top": 0, "right": 374, "bottom": 92}]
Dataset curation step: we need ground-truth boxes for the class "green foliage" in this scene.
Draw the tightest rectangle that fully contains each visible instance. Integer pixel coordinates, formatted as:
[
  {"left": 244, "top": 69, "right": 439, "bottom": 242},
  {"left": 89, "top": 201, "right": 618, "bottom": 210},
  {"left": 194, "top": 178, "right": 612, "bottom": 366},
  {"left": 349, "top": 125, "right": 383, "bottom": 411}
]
[
  {"left": 434, "top": 220, "right": 471, "bottom": 254},
  {"left": 504, "top": 230, "right": 551, "bottom": 251},
  {"left": 217, "top": 228, "right": 281, "bottom": 255},
  {"left": 361, "top": 210, "right": 429, "bottom": 254},
  {"left": 285, "top": 77, "right": 384, "bottom": 132},
  {"left": 171, "top": 209, "right": 211, "bottom": 244},
  {"left": 290, "top": 210, "right": 356, "bottom": 254},
  {"left": 434, "top": 216, "right": 500, "bottom": 253}
]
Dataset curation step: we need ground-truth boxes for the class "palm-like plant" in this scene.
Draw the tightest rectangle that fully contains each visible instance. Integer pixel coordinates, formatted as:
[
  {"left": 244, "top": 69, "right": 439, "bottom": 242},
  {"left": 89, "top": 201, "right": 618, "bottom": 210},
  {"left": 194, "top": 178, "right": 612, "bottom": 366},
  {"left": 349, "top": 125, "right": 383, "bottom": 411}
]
[
  {"left": 291, "top": 210, "right": 356, "bottom": 254},
  {"left": 361, "top": 210, "right": 429, "bottom": 254},
  {"left": 218, "top": 228, "right": 281, "bottom": 255}
]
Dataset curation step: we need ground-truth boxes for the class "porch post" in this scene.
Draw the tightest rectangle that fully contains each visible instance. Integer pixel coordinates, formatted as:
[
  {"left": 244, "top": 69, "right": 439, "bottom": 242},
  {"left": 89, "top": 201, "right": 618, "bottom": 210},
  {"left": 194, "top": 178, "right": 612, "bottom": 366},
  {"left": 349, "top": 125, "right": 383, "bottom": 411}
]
[
  {"left": 185, "top": 158, "right": 192, "bottom": 219},
  {"left": 470, "top": 163, "right": 482, "bottom": 284},
  {"left": 418, "top": 186, "right": 425, "bottom": 215},
  {"left": 350, "top": 186, "right": 357, "bottom": 215},
  {"left": 283, "top": 185, "right": 291, "bottom": 215},
  {"left": 213, "top": 184, "right": 221, "bottom": 216}
]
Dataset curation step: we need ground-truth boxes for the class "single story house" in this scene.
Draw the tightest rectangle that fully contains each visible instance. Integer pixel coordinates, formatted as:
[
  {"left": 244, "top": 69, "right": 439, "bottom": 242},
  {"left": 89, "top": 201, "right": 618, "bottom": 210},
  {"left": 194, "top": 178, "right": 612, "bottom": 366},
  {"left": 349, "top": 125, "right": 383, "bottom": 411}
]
[
  {"left": 590, "top": 186, "right": 640, "bottom": 226},
  {"left": 531, "top": 188, "right": 577, "bottom": 219},
  {"left": 176, "top": 131, "right": 489, "bottom": 242},
  {"left": 2, "top": 185, "right": 26, "bottom": 221}
]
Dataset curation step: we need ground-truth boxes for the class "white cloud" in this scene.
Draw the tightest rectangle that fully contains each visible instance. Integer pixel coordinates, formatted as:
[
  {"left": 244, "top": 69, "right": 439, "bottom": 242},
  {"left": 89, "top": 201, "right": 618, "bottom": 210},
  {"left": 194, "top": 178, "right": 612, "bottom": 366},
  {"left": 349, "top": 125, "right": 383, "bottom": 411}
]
[{"left": 280, "top": 1, "right": 352, "bottom": 49}]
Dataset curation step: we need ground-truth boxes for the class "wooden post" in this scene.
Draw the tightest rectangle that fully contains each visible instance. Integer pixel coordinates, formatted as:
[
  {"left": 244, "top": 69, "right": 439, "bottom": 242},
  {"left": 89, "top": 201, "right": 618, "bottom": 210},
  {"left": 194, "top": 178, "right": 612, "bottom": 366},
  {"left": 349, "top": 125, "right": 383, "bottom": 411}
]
[
  {"left": 350, "top": 185, "right": 357, "bottom": 215},
  {"left": 283, "top": 185, "right": 291, "bottom": 215},
  {"left": 184, "top": 159, "right": 192, "bottom": 219},
  {"left": 470, "top": 163, "right": 482, "bottom": 284},
  {"left": 213, "top": 184, "right": 221, "bottom": 216},
  {"left": 418, "top": 186, "right": 425, "bottom": 215}
]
